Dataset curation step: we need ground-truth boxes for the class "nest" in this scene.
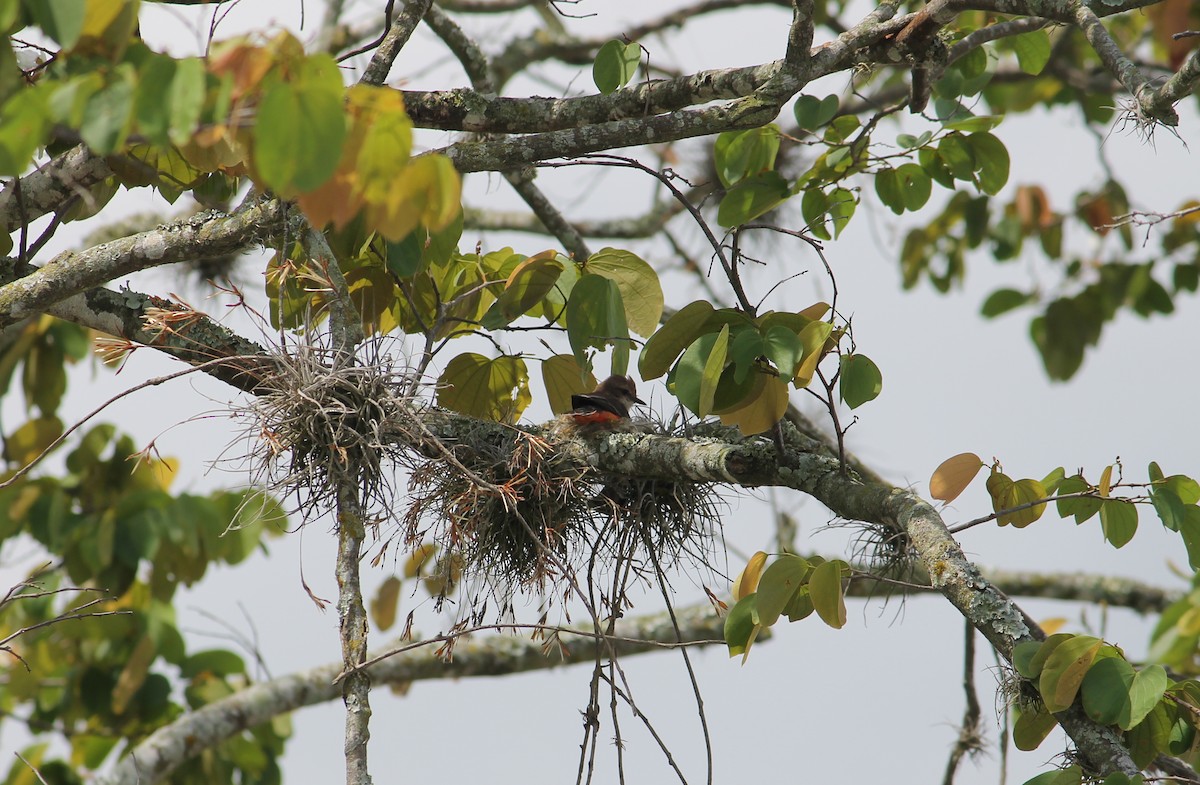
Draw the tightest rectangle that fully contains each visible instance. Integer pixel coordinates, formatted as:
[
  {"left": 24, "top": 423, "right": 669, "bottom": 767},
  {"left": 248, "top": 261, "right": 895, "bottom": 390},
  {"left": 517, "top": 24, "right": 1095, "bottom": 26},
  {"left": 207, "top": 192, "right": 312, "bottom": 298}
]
[
  {"left": 239, "top": 338, "right": 414, "bottom": 518},
  {"left": 397, "top": 419, "right": 724, "bottom": 619},
  {"left": 237, "top": 338, "right": 723, "bottom": 620}
]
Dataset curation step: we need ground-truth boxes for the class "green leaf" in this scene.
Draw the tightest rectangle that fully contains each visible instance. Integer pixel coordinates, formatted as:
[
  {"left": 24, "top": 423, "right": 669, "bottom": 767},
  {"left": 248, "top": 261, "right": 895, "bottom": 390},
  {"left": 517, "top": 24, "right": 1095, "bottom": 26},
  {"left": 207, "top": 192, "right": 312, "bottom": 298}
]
[
  {"left": 1012, "top": 703, "right": 1057, "bottom": 751},
  {"left": 4, "top": 416, "right": 64, "bottom": 465},
  {"left": 793, "top": 94, "right": 839, "bottom": 131},
  {"left": 970, "top": 132, "right": 1010, "bottom": 195},
  {"left": 839, "top": 353, "right": 882, "bottom": 409},
  {"left": 639, "top": 300, "right": 715, "bottom": 379},
  {"left": 168, "top": 56, "right": 205, "bottom": 146},
  {"left": 0, "top": 86, "right": 50, "bottom": 176},
  {"left": 252, "top": 56, "right": 348, "bottom": 195},
  {"left": 985, "top": 472, "right": 1047, "bottom": 527},
  {"left": 133, "top": 53, "right": 175, "bottom": 145},
  {"left": 896, "top": 130, "right": 932, "bottom": 149},
  {"left": 1167, "top": 474, "right": 1200, "bottom": 505},
  {"left": 1179, "top": 507, "right": 1200, "bottom": 570},
  {"left": 481, "top": 252, "right": 564, "bottom": 330},
  {"left": 565, "top": 274, "right": 630, "bottom": 374},
  {"left": 436, "top": 353, "right": 531, "bottom": 423},
  {"left": 761, "top": 326, "right": 803, "bottom": 377},
  {"left": 26, "top": 0, "right": 85, "bottom": 47},
  {"left": 723, "top": 594, "right": 761, "bottom": 658},
  {"left": 1081, "top": 656, "right": 1135, "bottom": 725},
  {"left": 981, "top": 288, "right": 1032, "bottom": 317},
  {"left": 729, "top": 328, "right": 765, "bottom": 383},
  {"left": 592, "top": 39, "right": 641, "bottom": 95},
  {"left": 1125, "top": 703, "right": 1173, "bottom": 768},
  {"left": 943, "top": 115, "right": 1001, "bottom": 133},
  {"left": 1013, "top": 640, "right": 1045, "bottom": 679},
  {"left": 1013, "top": 29, "right": 1051, "bottom": 75},
  {"left": 828, "top": 186, "right": 856, "bottom": 238},
  {"left": 801, "top": 187, "right": 830, "bottom": 239},
  {"left": 674, "top": 332, "right": 721, "bottom": 416},
  {"left": 1150, "top": 485, "right": 1186, "bottom": 532},
  {"left": 938, "top": 133, "right": 975, "bottom": 180},
  {"left": 809, "top": 559, "right": 848, "bottom": 629},
  {"left": 1120, "top": 665, "right": 1168, "bottom": 731},
  {"left": 754, "top": 554, "right": 811, "bottom": 628},
  {"left": 385, "top": 232, "right": 424, "bottom": 279},
  {"left": 698, "top": 325, "right": 730, "bottom": 418},
  {"left": 1099, "top": 499, "right": 1138, "bottom": 548},
  {"left": 717, "top": 171, "right": 790, "bottom": 227},
  {"left": 181, "top": 649, "right": 247, "bottom": 679},
  {"left": 713, "top": 125, "right": 780, "bottom": 187},
  {"left": 897, "top": 163, "right": 932, "bottom": 211},
  {"left": 874, "top": 168, "right": 903, "bottom": 215},
  {"left": 584, "top": 248, "right": 664, "bottom": 337}
]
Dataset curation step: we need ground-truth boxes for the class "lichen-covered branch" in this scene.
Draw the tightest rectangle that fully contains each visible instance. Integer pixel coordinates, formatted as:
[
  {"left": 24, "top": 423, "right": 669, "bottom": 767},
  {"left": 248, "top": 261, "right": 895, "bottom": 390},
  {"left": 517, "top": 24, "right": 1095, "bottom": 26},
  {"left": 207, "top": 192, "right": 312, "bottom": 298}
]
[
  {"left": 391, "top": 411, "right": 1140, "bottom": 776},
  {"left": 95, "top": 602, "right": 728, "bottom": 785},
  {"left": 400, "top": 63, "right": 780, "bottom": 133},
  {"left": 0, "top": 145, "right": 113, "bottom": 234},
  {"left": 436, "top": 96, "right": 781, "bottom": 173},
  {"left": 1072, "top": 2, "right": 1177, "bottom": 125},
  {"left": 0, "top": 198, "right": 290, "bottom": 329},
  {"left": 358, "top": 0, "right": 434, "bottom": 86}
]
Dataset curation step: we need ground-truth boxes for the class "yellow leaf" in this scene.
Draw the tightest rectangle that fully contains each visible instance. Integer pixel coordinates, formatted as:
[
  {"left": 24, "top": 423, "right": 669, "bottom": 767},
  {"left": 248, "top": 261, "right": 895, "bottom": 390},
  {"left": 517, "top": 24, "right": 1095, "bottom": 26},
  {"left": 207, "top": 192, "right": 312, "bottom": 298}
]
[
  {"left": 718, "top": 373, "right": 789, "bottom": 436},
  {"left": 369, "top": 155, "right": 462, "bottom": 242},
  {"left": 146, "top": 457, "right": 180, "bottom": 491},
  {"left": 111, "top": 636, "right": 156, "bottom": 715},
  {"left": 792, "top": 320, "right": 833, "bottom": 388},
  {"left": 370, "top": 576, "right": 402, "bottom": 632},
  {"left": 929, "top": 452, "right": 983, "bottom": 503},
  {"left": 1040, "top": 617, "right": 1068, "bottom": 635},
  {"left": 76, "top": 0, "right": 140, "bottom": 59},
  {"left": 1098, "top": 464, "right": 1113, "bottom": 497},
  {"left": 403, "top": 543, "right": 438, "bottom": 578},
  {"left": 542, "top": 354, "right": 596, "bottom": 415},
  {"left": 350, "top": 85, "right": 414, "bottom": 202},
  {"left": 437, "top": 353, "right": 531, "bottom": 423},
  {"left": 798, "top": 301, "right": 830, "bottom": 321},
  {"left": 732, "top": 551, "right": 768, "bottom": 600}
]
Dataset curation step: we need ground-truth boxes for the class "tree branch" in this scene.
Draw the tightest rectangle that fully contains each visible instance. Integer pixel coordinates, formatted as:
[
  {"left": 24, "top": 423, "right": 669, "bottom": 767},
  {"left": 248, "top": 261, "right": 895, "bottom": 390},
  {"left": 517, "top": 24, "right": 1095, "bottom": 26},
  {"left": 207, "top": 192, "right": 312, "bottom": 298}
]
[
  {"left": 0, "top": 198, "right": 291, "bottom": 329},
  {"left": 0, "top": 145, "right": 112, "bottom": 234},
  {"left": 358, "top": 0, "right": 433, "bottom": 86},
  {"left": 391, "top": 411, "right": 1142, "bottom": 776},
  {"left": 95, "top": 603, "right": 728, "bottom": 785}
]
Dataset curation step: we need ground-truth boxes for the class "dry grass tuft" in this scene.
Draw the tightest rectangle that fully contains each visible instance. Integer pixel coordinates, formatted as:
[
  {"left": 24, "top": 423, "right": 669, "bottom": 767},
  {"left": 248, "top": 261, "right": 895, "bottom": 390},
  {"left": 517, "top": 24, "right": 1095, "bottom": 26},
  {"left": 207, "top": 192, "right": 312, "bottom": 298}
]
[
  {"left": 237, "top": 339, "right": 723, "bottom": 620},
  {"left": 238, "top": 336, "right": 414, "bottom": 519},
  {"left": 397, "top": 419, "right": 724, "bottom": 619}
]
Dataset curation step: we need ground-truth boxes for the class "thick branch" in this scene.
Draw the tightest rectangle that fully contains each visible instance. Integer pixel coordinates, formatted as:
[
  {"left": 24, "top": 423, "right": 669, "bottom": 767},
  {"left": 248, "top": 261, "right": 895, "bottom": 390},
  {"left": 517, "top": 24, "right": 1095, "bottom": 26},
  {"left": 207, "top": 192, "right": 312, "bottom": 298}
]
[
  {"left": 435, "top": 97, "right": 780, "bottom": 173},
  {"left": 0, "top": 145, "right": 113, "bottom": 234},
  {"left": 0, "top": 198, "right": 289, "bottom": 329},
  {"left": 395, "top": 412, "right": 1141, "bottom": 776},
  {"left": 95, "top": 603, "right": 727, "bottom": 785},
  {"left": 358, "top": 0, "right": 434, "bottom": 86},
  {"left": 400, "top": 63, "right": 779, "bottom": 133}
]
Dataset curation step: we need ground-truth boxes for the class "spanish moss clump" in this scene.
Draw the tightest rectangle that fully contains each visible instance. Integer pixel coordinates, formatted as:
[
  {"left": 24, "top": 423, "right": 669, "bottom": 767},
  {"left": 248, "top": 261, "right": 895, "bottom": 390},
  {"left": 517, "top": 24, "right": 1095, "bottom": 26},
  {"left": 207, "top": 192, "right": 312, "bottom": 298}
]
[
  {"left": 237, "top": 337, "right": 415, "bottom": 519},
  {"left": 399, "top": 419, "right": 724, "bottom": 618}
]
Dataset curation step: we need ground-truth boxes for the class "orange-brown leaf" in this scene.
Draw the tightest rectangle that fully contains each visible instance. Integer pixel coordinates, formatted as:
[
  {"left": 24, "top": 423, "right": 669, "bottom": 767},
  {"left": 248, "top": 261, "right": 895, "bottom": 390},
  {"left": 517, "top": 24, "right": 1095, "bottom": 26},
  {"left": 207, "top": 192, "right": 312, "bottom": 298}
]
[{"left": 929, "top": 452, "right": 984, "bottom": 503}]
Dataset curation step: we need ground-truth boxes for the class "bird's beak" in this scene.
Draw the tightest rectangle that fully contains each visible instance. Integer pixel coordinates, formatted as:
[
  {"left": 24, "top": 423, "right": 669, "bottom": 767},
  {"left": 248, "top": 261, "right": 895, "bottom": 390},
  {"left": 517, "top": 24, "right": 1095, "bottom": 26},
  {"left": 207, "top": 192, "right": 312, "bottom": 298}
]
[{"left": 632, "top": 394, "right": 645, "bottom": 405}]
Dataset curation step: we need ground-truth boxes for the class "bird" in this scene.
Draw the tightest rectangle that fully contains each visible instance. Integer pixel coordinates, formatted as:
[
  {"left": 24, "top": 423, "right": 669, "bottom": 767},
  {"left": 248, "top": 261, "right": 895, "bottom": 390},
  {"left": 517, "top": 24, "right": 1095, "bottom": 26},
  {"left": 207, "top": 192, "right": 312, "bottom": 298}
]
[{"left": 569, "top": 375, "right": 644, "bottom": 425}]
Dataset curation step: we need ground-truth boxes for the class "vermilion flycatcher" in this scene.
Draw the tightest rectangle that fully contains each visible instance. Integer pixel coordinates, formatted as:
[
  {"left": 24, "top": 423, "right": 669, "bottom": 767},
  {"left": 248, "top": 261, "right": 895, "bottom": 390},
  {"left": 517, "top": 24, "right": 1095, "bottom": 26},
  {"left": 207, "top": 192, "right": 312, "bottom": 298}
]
[{"left": 570, "top": 375, "right": 644, "bottom": 424}]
